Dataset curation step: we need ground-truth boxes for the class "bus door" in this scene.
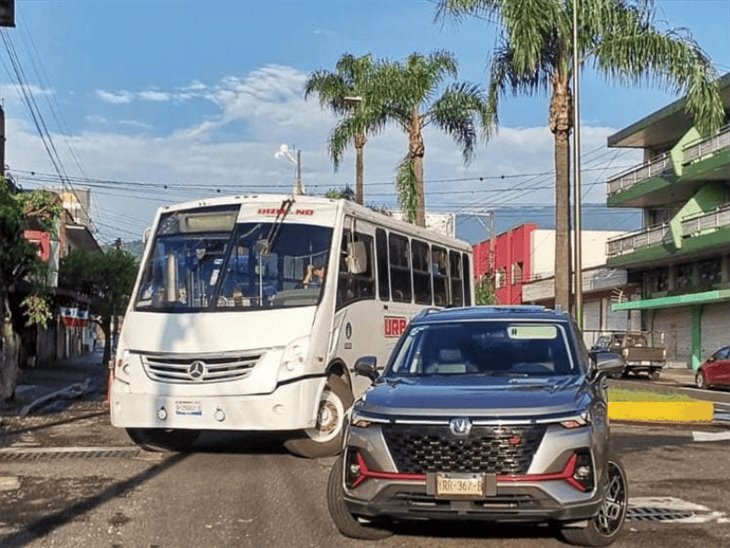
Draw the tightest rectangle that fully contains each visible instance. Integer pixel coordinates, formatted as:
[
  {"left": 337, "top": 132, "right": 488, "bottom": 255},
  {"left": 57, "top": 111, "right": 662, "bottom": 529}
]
[{"left": 330, "top": 219, "right": 388, "bottom": 396}]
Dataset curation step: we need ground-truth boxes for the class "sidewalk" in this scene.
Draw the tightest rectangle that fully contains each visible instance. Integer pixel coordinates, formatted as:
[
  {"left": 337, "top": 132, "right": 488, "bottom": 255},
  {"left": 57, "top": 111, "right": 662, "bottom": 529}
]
[{"left": 3, "top": 349, "right": 108, "bottom": 417}]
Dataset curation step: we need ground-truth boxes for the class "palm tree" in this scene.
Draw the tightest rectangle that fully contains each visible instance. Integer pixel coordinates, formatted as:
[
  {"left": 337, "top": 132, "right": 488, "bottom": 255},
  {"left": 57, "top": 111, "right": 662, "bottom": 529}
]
[
  {"left": 380, "top": 51, "right": 489, "bottom": 226},
  {"left": 437, "top": 0, "right": 724, "bottom": 311},
  {"left": 305, "top": 53, "right": 389, "bottom": 205}
]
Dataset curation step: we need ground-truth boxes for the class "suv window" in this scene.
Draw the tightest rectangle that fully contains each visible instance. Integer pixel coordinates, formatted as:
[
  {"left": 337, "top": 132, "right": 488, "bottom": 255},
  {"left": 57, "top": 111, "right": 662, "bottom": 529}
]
[{"left": 387, "top": 321, "right": 574, "bottom": 377}]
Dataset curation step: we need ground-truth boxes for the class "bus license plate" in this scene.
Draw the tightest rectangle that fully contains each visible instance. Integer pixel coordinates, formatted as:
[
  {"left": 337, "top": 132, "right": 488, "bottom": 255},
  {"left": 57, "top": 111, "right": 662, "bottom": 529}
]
[
  {"left": 435, "top": 473, "right": 484, "bottom": 498},
  {"left": 175, "top": 400, "right": 202, "bottom": 416}
]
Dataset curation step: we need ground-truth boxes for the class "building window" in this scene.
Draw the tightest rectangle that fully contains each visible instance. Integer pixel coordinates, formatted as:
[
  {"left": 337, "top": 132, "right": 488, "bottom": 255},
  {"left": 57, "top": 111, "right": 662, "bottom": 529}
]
[
  {"left": 698, "top": 258, "right": 721, "bottom": 289},
  {"left": 676, "top": 263, "right": 693, "bottom": 291}
]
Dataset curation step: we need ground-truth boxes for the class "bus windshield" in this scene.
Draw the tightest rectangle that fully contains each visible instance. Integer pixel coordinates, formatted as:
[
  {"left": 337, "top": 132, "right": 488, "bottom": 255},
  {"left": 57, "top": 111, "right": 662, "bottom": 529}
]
[{"left": 136, "top": 217, "right": 333, "bottom": 312}]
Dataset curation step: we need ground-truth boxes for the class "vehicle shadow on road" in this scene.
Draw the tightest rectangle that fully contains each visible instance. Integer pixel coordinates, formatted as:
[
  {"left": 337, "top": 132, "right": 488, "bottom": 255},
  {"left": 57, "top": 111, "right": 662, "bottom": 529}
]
[
  {"left": 190, "top": 430, "right": 290, "bottom": 454},
  {"left": 0, "top": 410, "right": 108, "bottom": 439},
  {"left": 0, "top": 452, "right": 189, "bottom": 548}
]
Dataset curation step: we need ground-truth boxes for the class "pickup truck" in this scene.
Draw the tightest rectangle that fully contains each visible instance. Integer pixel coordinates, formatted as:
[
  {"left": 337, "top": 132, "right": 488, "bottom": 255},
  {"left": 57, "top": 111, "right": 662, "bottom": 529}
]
[{"left": 591, "top": 332, "right": 666, "bottom": 379}]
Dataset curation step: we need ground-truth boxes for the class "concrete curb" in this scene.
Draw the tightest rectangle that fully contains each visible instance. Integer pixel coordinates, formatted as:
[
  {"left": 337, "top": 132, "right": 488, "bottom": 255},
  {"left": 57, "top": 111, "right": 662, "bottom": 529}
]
[
  {"left": 19, "top": 378, "right": 92, "bottom": 417},
  {"left": 608, "top": 401, "right": 714, "bottom": 423}
]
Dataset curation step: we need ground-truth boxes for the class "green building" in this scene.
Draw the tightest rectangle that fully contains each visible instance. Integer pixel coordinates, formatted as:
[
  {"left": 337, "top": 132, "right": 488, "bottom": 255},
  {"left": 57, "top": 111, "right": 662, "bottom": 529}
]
[{"left": 605, "top": 73, "right": 730, "bottom": 370}]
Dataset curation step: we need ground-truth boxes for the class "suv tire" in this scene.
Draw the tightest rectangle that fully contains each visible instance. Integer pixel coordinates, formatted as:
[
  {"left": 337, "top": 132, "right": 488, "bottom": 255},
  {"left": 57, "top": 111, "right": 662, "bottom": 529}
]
[
  {"left": 327, "top": 455, "right": 392, "bottom": 540},
  {"left": 561, "top": 456, "right": 628, "bottom": 547}
]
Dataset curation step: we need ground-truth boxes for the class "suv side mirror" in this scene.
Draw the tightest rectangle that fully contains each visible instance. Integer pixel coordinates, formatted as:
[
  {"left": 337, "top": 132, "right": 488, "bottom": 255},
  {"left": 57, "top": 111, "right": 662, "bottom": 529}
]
[
  {"left": 590, "top": 351, "right": 625, "bottom": 378},
  {"left": 354, "top": 356, "right": 379, "bottom": 381}
]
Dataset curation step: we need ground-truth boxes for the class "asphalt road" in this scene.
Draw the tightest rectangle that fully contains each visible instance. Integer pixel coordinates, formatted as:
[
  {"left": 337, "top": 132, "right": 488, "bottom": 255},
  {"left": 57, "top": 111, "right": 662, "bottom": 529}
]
[{"left": 1, "top": 401, "right": 729, "bottom": 548}]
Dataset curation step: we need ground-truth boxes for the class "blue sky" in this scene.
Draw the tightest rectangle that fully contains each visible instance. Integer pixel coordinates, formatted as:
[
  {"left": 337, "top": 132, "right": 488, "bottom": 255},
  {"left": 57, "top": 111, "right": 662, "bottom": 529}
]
[{"left": 4, "top": 0, "right": 730, "bottom": 243}]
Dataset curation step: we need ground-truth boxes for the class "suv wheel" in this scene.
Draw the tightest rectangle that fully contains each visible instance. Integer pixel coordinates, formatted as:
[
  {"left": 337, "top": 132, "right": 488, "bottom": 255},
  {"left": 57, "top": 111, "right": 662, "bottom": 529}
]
[
  {"left": 326, "top": 455, "right": 392, "bottom": 540},
  {"left": 284, "top": 375, "right": 353, "bottom": 458},
  {"left": 561, "top": 456, "right": 628, "bottom": 547}
]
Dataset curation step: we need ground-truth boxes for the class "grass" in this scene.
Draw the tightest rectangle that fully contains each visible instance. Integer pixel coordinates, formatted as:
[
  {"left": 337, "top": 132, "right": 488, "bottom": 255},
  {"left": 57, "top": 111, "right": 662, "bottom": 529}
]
[{"left": 608, "top": 387, "right": 698, "bottom": 403}]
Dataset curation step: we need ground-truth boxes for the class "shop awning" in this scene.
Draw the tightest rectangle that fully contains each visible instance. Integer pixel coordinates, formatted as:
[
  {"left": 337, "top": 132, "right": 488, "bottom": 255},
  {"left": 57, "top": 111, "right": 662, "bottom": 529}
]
[{"left": 612, "top": 289, "right": 730, "bottom": 311}]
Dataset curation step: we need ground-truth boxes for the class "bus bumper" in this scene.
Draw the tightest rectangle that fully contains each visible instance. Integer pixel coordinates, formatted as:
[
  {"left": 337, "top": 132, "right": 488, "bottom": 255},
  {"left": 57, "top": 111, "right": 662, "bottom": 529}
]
[{"left": 110, "top": 376, "right": 325, "bottom": 431}]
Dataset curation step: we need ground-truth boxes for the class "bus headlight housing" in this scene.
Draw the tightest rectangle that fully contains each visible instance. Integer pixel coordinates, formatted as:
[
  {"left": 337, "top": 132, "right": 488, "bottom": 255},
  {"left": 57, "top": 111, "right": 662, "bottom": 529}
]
[{"left": 278, "top": 337, "right": 310, "bottom": 382}]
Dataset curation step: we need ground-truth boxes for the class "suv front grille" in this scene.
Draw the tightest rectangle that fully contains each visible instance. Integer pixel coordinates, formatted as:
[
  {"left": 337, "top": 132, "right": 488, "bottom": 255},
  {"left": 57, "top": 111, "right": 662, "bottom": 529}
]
[
  {"left": 382, "top": 424, "right": 546, "bottom": 475},
  {"left": 142, "top": 353, "right": 262, "bottom": 383}
]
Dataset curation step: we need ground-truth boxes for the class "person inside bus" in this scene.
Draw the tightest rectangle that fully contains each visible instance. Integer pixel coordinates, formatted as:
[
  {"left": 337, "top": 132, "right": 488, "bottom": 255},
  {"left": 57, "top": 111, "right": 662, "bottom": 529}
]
[{"left": 301, "top": 263, "right": 326, "bottom": 288}]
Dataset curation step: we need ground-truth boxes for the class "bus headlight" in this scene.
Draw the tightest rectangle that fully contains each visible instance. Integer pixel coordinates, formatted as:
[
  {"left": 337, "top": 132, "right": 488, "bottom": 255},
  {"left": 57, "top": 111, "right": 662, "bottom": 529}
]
[{"left": 278, "top": 337, "right": 310, "bottom": 382}]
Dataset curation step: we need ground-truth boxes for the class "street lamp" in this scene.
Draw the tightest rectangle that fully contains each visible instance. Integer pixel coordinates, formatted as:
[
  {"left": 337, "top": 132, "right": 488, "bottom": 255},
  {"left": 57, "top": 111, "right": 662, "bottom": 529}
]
[{"left": 275, "top": 144, "right": 304, "bottom": 196}]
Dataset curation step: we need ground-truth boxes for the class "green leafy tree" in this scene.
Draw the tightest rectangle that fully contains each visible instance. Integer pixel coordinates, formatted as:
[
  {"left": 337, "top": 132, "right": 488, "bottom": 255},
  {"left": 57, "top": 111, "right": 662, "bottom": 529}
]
[
  {"left": 438, "top": 0, "right": 724, "bottom": 310},
  {"left": 0, "top": 180, "right": 62, "bottom": 401},
  {"left": 379, "top": 51, "right": 489, "bottom": 226},
  {"left": 475, "top": 273, "right": 497, "bottom": 305},
  {"left": 59, "top": 248, "right": 138, "bottom": 367},
  {"left": 305, "top": 53, "right": 390, "bottom": 205}
]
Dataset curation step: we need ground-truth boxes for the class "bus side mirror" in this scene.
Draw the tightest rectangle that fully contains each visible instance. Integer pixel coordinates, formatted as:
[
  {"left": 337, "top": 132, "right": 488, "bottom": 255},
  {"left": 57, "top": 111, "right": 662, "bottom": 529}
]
[
  {"left": 354, "top": 356, "right": 378, "bottom": 381},
  {"left": 142, "top": 227, "right": 152, "bottom": 245},
  {"left": 346, "top": 241, "right": 367, "bottom": 275}
]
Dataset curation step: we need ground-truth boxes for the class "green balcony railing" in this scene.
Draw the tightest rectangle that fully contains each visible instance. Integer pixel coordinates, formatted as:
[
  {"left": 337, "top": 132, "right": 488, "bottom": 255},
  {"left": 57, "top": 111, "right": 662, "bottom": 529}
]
[
  {"left": 681, "top": 203, "right": 730, "bottom": 237},
  {"left": 683, "top": 125, "right": 730, "bottom": 164},
  {"left": 606, "top": 223, "right": 671, "bottom": 258},
  {"left": 606, "top": 153, "right": 672, "bottom": 196}
]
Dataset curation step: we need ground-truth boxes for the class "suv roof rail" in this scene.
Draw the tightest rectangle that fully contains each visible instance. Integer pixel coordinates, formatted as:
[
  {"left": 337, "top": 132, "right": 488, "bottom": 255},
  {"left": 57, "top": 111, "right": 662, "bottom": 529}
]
[
  {"left": 413, "top": 307, "right": 441, "bottom": 320},
  {"left": 477, "top": 305, "right": 547, "bottom": 313}
]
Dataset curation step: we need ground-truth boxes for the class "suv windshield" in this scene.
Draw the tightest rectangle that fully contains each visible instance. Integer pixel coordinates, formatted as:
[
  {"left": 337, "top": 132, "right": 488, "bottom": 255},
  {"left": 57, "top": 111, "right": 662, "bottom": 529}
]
[
  {"left": 136, "top": 211, "right": 332, "bottom": 311},
  {"left": 386, "top": 321, "right": 575, "bottom": 377}
]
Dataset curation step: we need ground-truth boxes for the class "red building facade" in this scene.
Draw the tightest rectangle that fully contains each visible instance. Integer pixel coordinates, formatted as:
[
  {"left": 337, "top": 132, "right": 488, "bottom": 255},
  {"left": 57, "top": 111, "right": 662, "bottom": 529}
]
[{"left": 472, "top": 224, "right": 536, "bottom": 305}]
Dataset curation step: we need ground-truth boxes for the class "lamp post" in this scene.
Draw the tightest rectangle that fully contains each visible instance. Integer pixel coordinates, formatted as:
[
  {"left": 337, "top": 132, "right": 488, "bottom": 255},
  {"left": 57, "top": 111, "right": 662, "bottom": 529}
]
[
  {"left": 275, "top": 144, "right": 304, "bottom": 195},
  {"left": 572, "top": 0, "right": 583, "bottom": 328}
]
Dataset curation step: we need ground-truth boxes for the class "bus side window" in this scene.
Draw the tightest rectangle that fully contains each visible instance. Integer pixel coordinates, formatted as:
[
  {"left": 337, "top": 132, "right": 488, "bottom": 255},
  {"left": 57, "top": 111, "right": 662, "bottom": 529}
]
[
  {"left": 450, "top": 250, "right": 464, "bottom": 306},
  {"left": 462, "top": 253, "right": 472, "bottom": 305},
  {"left": 376, "top": 228, "right": 390, "bottom": 301},
  {"left": 389, "top": 233, "right": 412, "bottom": 303},
  {"left": 432, "top": 246, "right": 448, "bottom": 306},
  {"left": 412, "top": 239, "right": 432, "bottom": 305},
  {"left": 336, "top": 231, "right": 375, "bottom": 309}
]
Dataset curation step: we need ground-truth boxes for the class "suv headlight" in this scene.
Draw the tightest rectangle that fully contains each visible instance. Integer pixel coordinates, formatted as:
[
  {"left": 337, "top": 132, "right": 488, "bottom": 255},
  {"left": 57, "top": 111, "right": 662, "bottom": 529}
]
[
  {"left": 278, "top": 337, "right": 310, "bottom": 382},
  {"left": 560, "top": 409, "right": 592, "bottom": 429}
]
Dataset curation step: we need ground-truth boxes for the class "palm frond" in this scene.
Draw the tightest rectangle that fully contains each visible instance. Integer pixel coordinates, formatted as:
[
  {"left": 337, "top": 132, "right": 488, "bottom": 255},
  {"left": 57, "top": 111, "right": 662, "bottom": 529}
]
[
  {"left": 395, "top": 156, "right": 418, "bottom": 223},
  {"left": 428, "top": 82, "right": 488, "bottom": 162},
  {"left": 592, "top": 1, "right": 723, "bottom": 134}
]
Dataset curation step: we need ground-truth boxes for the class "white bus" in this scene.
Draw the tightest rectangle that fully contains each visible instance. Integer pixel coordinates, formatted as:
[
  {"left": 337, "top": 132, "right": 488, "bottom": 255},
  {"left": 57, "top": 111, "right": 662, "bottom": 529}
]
[{"left": 111, "top": 194, "right": 473, "bottom": 457}]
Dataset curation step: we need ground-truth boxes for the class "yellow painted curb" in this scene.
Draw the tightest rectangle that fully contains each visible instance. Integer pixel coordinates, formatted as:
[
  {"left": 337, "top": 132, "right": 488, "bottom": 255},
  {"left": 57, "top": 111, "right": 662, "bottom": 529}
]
[{"left": 608, "top": 401, "right": 714, "bottom": 422}]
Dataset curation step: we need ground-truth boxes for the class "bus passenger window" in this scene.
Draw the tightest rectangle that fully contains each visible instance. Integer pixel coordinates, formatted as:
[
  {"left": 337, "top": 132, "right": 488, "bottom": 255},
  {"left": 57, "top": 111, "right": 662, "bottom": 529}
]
[
  {"left": 389, "top": 234, "right": 412, "bottom": 303},
  {"left": 450, "top": 250, "right": 464, "bottom": 306},
  {"left": 336, "top": 230, "right": 375, "bottom": 309},
  {"left": 432, "top": 246, "right": 448, "bottom": 306},
  {"left": 412, "top": 239, "right": 432, "bottom": 305}
]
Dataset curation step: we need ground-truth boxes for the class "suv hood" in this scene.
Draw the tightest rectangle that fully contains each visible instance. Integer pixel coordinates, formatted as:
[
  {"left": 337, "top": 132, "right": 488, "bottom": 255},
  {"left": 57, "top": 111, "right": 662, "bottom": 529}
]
[{"left": 357, "top": 375, "right": 591, "bottom": 418}]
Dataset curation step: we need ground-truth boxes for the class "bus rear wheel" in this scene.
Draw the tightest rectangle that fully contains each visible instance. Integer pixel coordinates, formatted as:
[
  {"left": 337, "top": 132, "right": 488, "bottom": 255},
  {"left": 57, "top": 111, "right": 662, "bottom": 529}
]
[
  {"left": 126, "top": 428, "right": 200, "bottom": 452},
  {"left": 284, "top": 375, "right": 353, "bottom": 458}
]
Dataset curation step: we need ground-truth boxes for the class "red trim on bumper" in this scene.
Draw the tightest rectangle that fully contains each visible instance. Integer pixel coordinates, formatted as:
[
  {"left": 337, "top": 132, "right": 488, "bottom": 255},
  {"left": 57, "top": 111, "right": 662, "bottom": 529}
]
[{"left": 350, "top": 452, "right": 587, "bottom": 492}]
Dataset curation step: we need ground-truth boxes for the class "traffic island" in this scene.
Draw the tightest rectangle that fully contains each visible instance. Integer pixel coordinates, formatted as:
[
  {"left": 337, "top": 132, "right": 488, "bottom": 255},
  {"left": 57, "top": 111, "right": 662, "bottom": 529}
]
[{"left": 607, "top": 387, "right": 714, "bottom": 423}]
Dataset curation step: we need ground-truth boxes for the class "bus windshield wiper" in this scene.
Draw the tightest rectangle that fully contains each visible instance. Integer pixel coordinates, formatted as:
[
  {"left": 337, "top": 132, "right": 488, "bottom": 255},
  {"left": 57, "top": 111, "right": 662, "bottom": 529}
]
[{"left": 258, "top": 198, "right": 294, "bottom": 256}]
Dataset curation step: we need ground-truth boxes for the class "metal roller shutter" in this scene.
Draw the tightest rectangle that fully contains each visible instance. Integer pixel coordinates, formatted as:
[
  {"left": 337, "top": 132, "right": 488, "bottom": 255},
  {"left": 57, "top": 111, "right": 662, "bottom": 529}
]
[
  {"left": 605, "top": 297, "right": 630, "bottom": 331},
  {"left": 652, "top": 307, "right": 692, "bottom": 368},
  {"left": 582, "top": 300, "right": 601, "bottom": 347},
  {"left": 701, "top": 302, "right": 730, "bottom": 362}
]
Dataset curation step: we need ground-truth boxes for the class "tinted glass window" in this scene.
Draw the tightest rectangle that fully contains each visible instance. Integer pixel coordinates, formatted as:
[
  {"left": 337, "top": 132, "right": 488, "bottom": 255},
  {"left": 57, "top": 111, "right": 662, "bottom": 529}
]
[
  {"left": 449, "top": 250, "right": 464, "bottom": 306},
  {"left": 412, "top": 240, "right": 432, "bottom": 305},
  {"left": 376, "top": 229, "right": 389, "bottom": 301},
  {"left": 432, "top": 246, "right": 448, "bottom": 306},
  {"left": 337, "top": 230, "right": 375, "bottom": 309},
  {"left": 389, "top": 234, "right": 412, "bottom": 302},
  {"left": 462, "top": 253, "right": 472, "bottom": 305}
]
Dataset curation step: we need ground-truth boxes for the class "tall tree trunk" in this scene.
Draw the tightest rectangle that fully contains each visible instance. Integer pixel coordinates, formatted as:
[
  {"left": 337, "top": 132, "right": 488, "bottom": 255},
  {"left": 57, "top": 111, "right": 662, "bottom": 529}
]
[
  {"left": 0, "top": 293, "right": 20, "bottom": 402},
  {"left": 549, "top": 77, "right": 573, "bottom": 312},
  {"left": 410, "top": 108, "right": 426, "bottom": 227},
  {"left": 354, "top": 133, "right": 366, "bottom": 205}
]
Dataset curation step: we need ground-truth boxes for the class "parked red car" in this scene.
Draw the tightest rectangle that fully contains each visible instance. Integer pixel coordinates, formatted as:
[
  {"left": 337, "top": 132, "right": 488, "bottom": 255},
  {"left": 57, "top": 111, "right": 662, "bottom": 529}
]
[{"left": 696, "top": 346, "right": 730, "bottom": 389}]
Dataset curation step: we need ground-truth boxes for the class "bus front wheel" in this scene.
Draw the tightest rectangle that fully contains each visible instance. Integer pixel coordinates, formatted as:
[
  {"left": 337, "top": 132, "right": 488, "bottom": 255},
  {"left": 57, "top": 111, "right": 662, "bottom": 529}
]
[
  {"left": 284, "top": 375, "right": 353, "bottom": 458},
  {"left": 126, "top": 428, "right": 200, "bottom": 452}
]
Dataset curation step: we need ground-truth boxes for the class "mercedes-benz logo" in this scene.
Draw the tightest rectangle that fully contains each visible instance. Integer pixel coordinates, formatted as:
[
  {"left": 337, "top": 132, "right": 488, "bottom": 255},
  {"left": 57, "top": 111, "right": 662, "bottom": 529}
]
[
  {"left": 187, "top": 360, "right": 206, "bottom": 380},
  {"left": 449, "top": 417, "right": 472, "bottom": 436}
]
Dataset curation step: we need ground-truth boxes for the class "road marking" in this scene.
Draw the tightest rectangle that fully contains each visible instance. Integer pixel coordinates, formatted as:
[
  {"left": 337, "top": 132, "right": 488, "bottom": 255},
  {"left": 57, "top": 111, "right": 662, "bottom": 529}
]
[
  {"left": 629, "top": 497, "right": 726, "bottom": 524},
  {"left": 693, "top": 430, "right": 730, "bottom": 442}
]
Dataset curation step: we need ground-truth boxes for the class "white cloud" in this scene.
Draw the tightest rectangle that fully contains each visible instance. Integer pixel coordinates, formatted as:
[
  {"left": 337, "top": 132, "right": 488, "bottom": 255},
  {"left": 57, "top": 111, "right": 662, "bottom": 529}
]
[
  {"left": 11, "top": 64, "right": 637, "bottom": 243},
  {"left": 0, "top": 83, "right": 53, "bottom": 105},
  {"left": 138, "top": 90, "right": 172, "bottom": 102},
  {"left": 96, "top": 89, "right": 134, "bottom": 104}
]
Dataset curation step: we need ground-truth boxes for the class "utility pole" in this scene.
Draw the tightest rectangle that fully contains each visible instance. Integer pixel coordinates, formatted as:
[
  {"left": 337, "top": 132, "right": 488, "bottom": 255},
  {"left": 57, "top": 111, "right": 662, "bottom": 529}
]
[
  {"left": 0, "top": 0, "right": 15, "bottom": 180},
  {"left": 572, "top": 0, "right": 583, "bottom": 327}
]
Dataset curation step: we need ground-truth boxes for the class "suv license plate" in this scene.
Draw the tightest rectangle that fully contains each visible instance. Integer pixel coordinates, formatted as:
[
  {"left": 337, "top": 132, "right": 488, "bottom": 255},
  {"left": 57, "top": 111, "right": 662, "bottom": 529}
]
[
  {"left": 175, "top": 400, "right": 202, "bottom": 416},
  {"left": 435, "top": 473, "right": 485, "bottom": 498}
]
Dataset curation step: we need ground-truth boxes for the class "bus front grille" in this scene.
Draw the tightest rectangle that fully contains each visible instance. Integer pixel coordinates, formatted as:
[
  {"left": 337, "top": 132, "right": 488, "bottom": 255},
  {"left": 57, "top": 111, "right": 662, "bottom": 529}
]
[{"left": 141, "top": 353, "right": 262, "bottom": 383}]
